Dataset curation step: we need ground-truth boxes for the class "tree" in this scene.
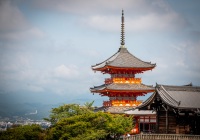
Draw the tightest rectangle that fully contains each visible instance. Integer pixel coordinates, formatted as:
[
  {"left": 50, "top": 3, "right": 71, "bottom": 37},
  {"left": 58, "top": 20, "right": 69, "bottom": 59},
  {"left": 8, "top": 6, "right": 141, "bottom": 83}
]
[
  {"left": 0, "top": 124, "right": 44, "bottom": 140},
  {"left": 107, "top": 114, "right": 133, "bottom": 139},
  {"left": 45, "top": 112, "right": 110, "bottom": 140},
  {"left": 44, "top": 103, "right": 92, "bottom": 125},
  {"left": 84, "top": 100, "right": 94, "bottom": 111},
  {"left": 45, "top": 103, "right": 133, "bottom": 140}
]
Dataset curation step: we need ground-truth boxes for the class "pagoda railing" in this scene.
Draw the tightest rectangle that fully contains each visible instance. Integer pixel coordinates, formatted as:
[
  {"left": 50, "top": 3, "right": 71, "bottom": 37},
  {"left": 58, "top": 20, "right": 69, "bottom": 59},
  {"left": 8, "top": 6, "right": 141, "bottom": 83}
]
[
  {"left": 103, "top": 101, "right": 112, "bottom": 106},
  {"left": 103, "top": 100, "right": 143, "bottom": 107},
  {"left": 105, "top": 78, "right": 141, "bottom": 84},
  {"left": 122, "top": 134, "right": 200, "bottom": 140}
]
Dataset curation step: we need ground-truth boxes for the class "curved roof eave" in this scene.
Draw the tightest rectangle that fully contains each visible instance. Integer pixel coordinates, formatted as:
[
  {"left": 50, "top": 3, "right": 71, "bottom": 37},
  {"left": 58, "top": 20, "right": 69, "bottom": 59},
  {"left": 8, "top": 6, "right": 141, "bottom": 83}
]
[
  {"left": 136, "top": 91, "right": 157, "bottom": 109},
  {"left": 90, "top": 83, "right": 155, "bottom": 93},
  {"left": 91, "top": 48, "right": 156, "bottom": 71},
  {"left": 91, "top": 49, "right": 120, "bottom": 70}
]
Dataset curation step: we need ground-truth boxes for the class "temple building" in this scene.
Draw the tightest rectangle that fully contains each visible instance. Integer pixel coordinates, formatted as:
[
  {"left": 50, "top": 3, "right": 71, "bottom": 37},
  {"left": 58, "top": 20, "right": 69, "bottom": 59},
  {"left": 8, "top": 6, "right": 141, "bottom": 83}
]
[
  {"left": 90, "top": 10, "right": 156, "bottom": 114},
  {"left": 133, "top": 83, "right": 200, "bottom": 134}
]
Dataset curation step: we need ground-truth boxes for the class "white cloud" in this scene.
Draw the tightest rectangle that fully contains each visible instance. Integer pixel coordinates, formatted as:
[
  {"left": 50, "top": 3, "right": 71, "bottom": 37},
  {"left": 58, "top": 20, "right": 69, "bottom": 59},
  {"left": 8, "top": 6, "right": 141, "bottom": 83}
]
[
  {"left": 83, "top": 16, "right": 119, "bottom": 32},
  {"left": 26, "top": 0, "right": 188, "bottom": 33},
  {"left": 0, "top": 0, "right": 45, "bottom": 41},
  {"left": 54, "top": 64, "right": 79, "bottom": 79},
  {"left": 26, "top": 84, "right": 45, "bottom": 93},
  {"left": 0, "top": 0, "right": 29, "bottom": 31},
  {"left": 0, "top": 52, "right": 31, "bottom": 72},
  {"left": 128, "top": 12, "right": 185, "bottom": 31},
  {"left": 146, "top": 39, "right": 200, "bottom": 85},
  {"left": 33, "top": 0, "right": 135, "bottom": 15},
  {"left": 32, "top": 0, "right": 171, "bottom": 16},
  {"left": 0, "top": 27, "right": 45, "bottom": 41},
  {"left": 83, "top": 11, "right": 187, "bottom": 33}
]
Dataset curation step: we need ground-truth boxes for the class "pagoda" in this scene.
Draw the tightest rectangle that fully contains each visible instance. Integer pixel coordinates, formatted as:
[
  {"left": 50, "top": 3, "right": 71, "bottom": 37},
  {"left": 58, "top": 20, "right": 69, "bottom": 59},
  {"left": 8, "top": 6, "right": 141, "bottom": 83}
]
[{"left": 90, "top": 10, "right": 156, "bottom": 110}]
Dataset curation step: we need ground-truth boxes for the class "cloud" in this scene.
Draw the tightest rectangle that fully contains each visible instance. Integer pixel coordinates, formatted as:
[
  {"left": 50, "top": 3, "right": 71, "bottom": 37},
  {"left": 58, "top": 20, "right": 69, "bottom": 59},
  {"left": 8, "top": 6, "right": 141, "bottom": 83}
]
[
  {"left": 31, "top": 0, "right": 188, "bottom": 33},
  {"left": 26, "top": 84, "right": 45, "bottom": 93},
  {"left": 33, "top": 0, "right": 134, "bottom": 15},
  {"left": 32, "top": 0, "right": 170, "bottom": 16},
  {"left": 0, "top": 27, "right": 45, "bottom": 41},
  {"left": 83, "top": 16, "right": 119, "bottom": 32},
  {"left": 83, "top": 12, "right": 185, "bottom": 32},
  {"left": 0, "top": 0, "right": 29, "bottom": 32},
  {"left": 0, "top": 0, "right": 44, "bottom": 41},
  {"left": 144, "top": 39, "right": 200, "bottom": 85},
  {"left": 54, "top": 64, "right": 80, "bottom": 79}
]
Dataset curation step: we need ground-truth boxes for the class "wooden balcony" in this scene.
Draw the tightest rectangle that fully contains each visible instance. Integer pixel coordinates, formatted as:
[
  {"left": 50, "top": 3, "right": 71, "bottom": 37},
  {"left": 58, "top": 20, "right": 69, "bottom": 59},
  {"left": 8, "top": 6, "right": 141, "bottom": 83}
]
[
  {"left": 103, "top": 100, "right": 142, "bottom": 107},
  {"left": 103, "top": 101, "right": 112, "bottom": 106},
  {"left": 105, "top": 78, "right": 141, "bottom": 84}
]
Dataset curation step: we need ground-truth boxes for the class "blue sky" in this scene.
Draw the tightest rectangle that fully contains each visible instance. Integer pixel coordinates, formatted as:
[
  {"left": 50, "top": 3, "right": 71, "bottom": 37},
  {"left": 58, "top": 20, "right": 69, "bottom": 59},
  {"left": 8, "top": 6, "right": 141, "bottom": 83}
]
[{"left": 0, "top": 0, "right": 200, "bottom": 106}]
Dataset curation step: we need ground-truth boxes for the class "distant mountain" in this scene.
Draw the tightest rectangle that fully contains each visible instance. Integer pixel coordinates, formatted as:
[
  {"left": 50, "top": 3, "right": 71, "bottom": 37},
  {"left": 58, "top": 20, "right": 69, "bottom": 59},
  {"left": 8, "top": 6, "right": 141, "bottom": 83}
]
[
  {"left": 0, "top": 92, "right": 106, "bottom": 120},
  {"left": 0, "top": 102, "right": 61, "bottom": 120}
]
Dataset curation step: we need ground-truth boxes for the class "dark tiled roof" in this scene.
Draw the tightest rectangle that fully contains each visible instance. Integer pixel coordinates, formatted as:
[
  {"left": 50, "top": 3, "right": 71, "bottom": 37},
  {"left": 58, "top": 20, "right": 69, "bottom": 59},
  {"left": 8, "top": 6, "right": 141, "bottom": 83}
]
[
  {"left": 92, "top": 48, "right": 156, "bottom": 70},
  {"left": 157, "top": 84, "right": 200, "bottom": 109},
  {"left": 138, "top": 84, "right": 200, "bottom": 110},
  {"left": 90, "top": 83, "right": 154, "bottom": 92},
  {"left": 136, "top": 92, "right": 156, "bottom": 109}
]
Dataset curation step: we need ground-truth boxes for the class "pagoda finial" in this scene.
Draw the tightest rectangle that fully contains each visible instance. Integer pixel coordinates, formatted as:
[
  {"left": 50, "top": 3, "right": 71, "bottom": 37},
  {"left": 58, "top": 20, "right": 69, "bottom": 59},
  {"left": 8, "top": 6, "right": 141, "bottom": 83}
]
[{"left": 120, "top": 9, "right": 125, "bottom": 48}]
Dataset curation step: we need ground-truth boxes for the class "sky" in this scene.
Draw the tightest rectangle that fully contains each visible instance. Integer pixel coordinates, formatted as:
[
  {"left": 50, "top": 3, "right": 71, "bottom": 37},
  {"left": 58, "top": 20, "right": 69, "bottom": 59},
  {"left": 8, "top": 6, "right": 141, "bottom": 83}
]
[{"left": 0, "top": 0, "right": 200, "bottom": 107}]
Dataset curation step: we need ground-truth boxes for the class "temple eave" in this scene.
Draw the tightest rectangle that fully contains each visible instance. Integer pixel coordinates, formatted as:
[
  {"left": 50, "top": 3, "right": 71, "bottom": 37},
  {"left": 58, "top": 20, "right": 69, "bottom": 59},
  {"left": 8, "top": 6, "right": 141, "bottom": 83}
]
[
  {"left": 92, "top": 65, "right": 155, "bottom": 73},
  {"left": 91, "top": 89, "right": 154, "bottom": 94}
]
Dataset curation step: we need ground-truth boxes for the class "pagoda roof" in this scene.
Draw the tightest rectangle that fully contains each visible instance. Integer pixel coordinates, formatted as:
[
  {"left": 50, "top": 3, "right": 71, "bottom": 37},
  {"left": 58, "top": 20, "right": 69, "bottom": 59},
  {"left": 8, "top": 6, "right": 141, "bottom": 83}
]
[
  {"left": 92, "top": 47, "right": 156, "bottom": 73},
  {"left": 90, "top": 83, "right": 154, "bottom": 93},
  {"left": 138, "top": 83, "right": 200, "bottom": 110}
]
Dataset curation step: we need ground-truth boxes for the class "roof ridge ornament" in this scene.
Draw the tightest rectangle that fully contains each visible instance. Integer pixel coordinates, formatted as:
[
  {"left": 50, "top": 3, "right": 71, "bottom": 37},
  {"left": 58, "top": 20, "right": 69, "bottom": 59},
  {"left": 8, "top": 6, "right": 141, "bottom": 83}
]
[{"left": 120, "top": 9, "right": 125, "bottom": 48}]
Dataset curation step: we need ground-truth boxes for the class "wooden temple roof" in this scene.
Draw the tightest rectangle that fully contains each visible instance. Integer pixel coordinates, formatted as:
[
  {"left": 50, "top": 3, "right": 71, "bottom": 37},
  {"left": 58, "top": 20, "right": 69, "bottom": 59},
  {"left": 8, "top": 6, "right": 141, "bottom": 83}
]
[
  {"left": 91, "top": 47, "right": 156, "bottom": 72},
  {"left": 90, "top": 83, "right": 154, "bottom": 93},
  {"left": 138, "top": 84, "right": 200, "bottom": 110}
]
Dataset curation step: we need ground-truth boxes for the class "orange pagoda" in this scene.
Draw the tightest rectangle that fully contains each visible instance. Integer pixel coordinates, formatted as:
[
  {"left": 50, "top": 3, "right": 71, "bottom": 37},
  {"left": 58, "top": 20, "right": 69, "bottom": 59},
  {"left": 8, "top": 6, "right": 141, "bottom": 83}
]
[{"left": 90, "top": 10, "right": 156, "bottom": 112}]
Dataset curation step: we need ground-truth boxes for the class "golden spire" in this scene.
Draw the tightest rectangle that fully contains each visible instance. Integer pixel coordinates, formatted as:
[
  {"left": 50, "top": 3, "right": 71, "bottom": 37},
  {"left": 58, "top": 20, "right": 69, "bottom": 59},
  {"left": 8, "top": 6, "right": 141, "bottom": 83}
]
[{"left": 120, "top": 9, "right": 125, "bottom": 48}]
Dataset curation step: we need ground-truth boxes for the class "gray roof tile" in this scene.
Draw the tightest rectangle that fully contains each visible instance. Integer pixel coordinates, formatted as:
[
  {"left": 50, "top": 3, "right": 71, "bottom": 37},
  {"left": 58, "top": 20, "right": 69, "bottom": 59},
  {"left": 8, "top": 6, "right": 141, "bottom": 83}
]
[
  {"left": 158, "top": 85, "right": 200, "bottom": 109},
  {"left": 138, "top": 84, "right": 200, "bottom": 110},
  {"left": 90, "top": 83, "right": 154, "bottom": 92},
  {"left": 92, "top": 48, "right": 155, "bottom": 70}
]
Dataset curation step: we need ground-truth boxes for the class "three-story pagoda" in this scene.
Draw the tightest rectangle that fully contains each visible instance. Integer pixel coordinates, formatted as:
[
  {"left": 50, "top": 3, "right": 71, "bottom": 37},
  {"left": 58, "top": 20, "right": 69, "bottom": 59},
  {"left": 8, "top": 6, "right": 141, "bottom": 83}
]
[{"left": 90, "top": 10, "right": 156, "bottom": 110}]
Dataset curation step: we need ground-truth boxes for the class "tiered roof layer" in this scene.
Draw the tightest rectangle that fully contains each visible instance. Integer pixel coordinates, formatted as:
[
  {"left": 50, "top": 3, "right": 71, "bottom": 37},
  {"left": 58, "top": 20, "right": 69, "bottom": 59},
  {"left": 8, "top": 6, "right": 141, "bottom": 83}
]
[
  {"left": 92, "top": 48, "right": 156, "bottom": 73},
  {"left": 90, "top": 83, "right": 154, "bottom": 93}
]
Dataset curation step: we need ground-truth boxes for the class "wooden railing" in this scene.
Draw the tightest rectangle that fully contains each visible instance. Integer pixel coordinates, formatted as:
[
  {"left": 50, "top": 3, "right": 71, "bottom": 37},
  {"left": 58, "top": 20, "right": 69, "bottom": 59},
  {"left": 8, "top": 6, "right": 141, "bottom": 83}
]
[
  {"left": 122, "top": 134, "right": 200, "bottom": 140},
  {"left": 103, "top": 100, "right": 143, "bottom": 107},
  {"left": 105, "top": 78, "right": 141, "bottom": 84}
]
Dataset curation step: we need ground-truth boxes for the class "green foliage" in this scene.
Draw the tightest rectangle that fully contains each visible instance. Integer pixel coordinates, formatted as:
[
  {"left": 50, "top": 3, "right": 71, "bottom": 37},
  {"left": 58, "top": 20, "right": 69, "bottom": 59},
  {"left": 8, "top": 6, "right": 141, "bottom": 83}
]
[
  {"left": 44, "top": 102, "right": 94, "bottom": 125},
  {"left": 45, "top": 112, "right": 110, "bottom": 140},
  {"left": 84, "top": 101, "right": 94, "bottom": 111},
  {"left": 0, "top": 124, "right": 44, "bottom": 140},
  {"left": 0, "top": 102, "right": 134, "bottom": 140},
  {"left": 45, "top": 102, "right": 134, "bottom": 140},
  {"left": 107, "top": 114, "right": 133, "bottom": 138}
]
